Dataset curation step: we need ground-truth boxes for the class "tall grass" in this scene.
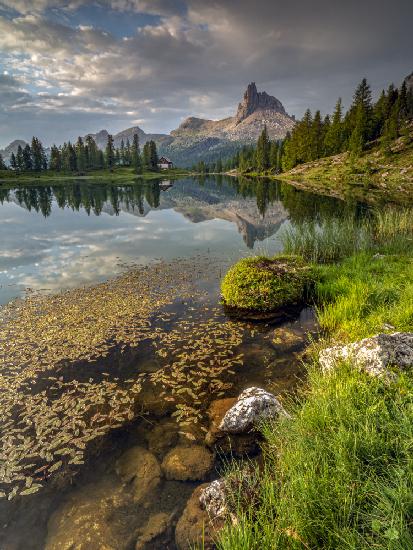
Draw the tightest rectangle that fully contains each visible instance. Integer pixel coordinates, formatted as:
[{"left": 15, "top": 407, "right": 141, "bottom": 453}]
[
  {"left": 281, "top": 216, "right": 372, "bottom": 263},
  {"left": 281, "top": 207, "right": 413, "bottom": 262},
  {"left": 218, "top": 365, "right": 413, "bottom": 550}
]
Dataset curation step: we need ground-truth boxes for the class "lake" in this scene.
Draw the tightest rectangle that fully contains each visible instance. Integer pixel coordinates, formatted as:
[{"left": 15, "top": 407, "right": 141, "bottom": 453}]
[
  {"left": 0, "top": 176, "right": 365, "bottom": 549},
  {"left": 0, "top": 176, "right": 360, "bottom": 306}
]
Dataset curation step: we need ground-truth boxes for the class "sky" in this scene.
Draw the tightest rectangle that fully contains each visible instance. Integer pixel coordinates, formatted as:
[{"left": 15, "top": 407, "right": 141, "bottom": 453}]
[{"left": 0, "top": 0, "right": 412, "bottom": 148}]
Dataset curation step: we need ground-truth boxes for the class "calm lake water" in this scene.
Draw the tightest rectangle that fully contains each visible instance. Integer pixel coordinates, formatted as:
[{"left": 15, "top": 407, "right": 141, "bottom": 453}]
[
  {"left": 0, "top": 176, "right": 362, "bottom": 306},
  {"left": 0, "top": 176, "right": 366, "bottom": 550}
]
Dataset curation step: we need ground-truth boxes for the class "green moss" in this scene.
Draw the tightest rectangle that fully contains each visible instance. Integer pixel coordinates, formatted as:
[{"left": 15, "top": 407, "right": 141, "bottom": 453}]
[{"left": 221, "top": 255, "right": 313, "bottom": 314}]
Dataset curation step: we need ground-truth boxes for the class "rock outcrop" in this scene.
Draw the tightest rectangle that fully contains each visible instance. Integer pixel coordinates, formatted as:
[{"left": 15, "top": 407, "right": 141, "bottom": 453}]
[
  {"left": 319, "top": 332, "right": 413, "bottom": 377},
  {"left": 235, "top": 82, "right": 286, "bottom": 123},
  {"left": 219, "top": 387, "right": 289, "bottom": 434}
]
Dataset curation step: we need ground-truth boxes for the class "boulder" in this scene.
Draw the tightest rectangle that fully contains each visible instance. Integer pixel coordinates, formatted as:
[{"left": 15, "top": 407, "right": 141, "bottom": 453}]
[
  {"left": 199, "top": 479, "right": 228, "bottom": 520},
  {"left": 319, "top": 332, "right": 413, "bottom": 378},
  {"left": 162, "top": 444, "right": 214, "bottom": 481},
  {"left": 219, "top": 387, "right": 289, "bottom": 434},
  {"left": 175, "top": 485, "right": 223, "bottom": 550},
  {"left": 205, "top": 397, "right": 258, "bottom": 455},
  {"left": 221, "top": 255, "right": 313, "bottom": 319},
  {"left": 135, "top": 512, "right": 172, "bottom": 550},
  {"left": 115, "top": 446, "right": 161, "bottom": 504},
  {"left": 45, "top": 478, "right": 129, "bottom": 550}
]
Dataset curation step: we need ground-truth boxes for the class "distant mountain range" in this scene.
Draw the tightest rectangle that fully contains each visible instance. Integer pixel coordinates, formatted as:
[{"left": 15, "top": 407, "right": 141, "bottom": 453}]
[
  {"left": 3, "top": 74, "right": 412, "bottom": 167},
  {"left": 0, "top": 83, "right": 294, "bottom": 167}
]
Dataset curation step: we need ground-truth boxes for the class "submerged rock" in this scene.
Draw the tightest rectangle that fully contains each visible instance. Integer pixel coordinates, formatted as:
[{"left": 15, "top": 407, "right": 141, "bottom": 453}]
[
  {"left": 175, "top": 484, "right": 223, "bottom": 550},
  {"left": 162, "top": 444, "right": 214, "bottom": 481},
  {"left": 145, "top": 419, "right": 179, "bottom": 459},
  {"left": 319, "top": 332, "right": 413, "bottom": 377},
  {"left": 45, "top": 478, "right": 129, "bottom": 550},
  {"left": 135, "top": 512, "right": 172, "bottom": 550},
  {"left": 219, "top": 387, "right": 289, "bottom": 434},
  {"left": 115, "top": 446, "right": 161, "bottom": 504}
]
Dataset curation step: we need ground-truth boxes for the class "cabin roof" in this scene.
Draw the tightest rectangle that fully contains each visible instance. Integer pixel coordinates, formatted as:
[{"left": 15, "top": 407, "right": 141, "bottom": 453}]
[{"left": 158, "top": 156, "right": 172, "bottom": 163}]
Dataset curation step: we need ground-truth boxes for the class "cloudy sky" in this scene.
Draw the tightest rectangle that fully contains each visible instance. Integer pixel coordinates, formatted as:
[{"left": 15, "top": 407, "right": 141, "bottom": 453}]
[{"left": 0, "top": 0, "right": 412, "bottom": 147}]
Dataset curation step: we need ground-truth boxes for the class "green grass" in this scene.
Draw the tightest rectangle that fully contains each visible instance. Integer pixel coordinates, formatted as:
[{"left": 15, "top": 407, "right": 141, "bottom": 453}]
[
  {"left": 218, "top": 365, "right": 413, "bottom": 550},
  {"left": 0, "top": 166, "right": 190, "bottom": 184},
  {"left": 315, "top": 253, "right": 413, "bottom": 342},
  {"left": 217, "top": 206, "right": 413, "bottom": 549}
]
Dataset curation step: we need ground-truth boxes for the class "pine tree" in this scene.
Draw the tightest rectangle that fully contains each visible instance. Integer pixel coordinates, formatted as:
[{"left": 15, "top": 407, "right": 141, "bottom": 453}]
[
  {"left": 131, "top": 133, "right": 142, "bottom": 174},
  {"left": 125, "top": 138, "right": 131, "bottom": 166},
  {"left": 105, "top": 134, "right": 115, "bottom": 169},
  {"left": 31, "top": 137, "right": 45, "bottom": 171},
  {"left": 149, "top": 140, "right": 158, "bottom": 171},
  {"left": 120, "top": 139, "right": 125, "bottom": 165},
  {"left": 0, "top": 153, "right": 6, "bottom": 170},
  {"left": 324, "top": 98, "right": 343, "bottom": 155},
  {"left": 256, "top": 125, "right": 270, "bottom": 172},
  {"left": 23, "top": 144, "right": 33, "bottom": 170},
  {"left": 269, "top": 141, "right": 279, "bottom": 171},
  {"left": 49, "top": 145, "right": 62, "bottom": 171},
  {"left": 310, "top": 110, "right": 324, "bottom": 160},
  {"left": 75, "top": 137, "right": 86, "bottom": 172},
  {"left": 85, "top": 135, "right": 98, "bottom": 169},
  {"left": 216, "top": 158, "right": 223, "bottom": 173},
  {"left": 10, "top": 152, "right": 17, "bottom": 170},
  {"left": 16, "top": 145, "right": 24, "bottom": 171}
]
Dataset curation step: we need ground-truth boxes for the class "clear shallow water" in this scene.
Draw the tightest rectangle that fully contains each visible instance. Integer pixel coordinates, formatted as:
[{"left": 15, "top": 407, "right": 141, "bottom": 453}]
[
  {"left": 0, "top": 176, "right": 365, "bottom": 549},
  {"left": 0, "top": 176, "right": 359, "bottom": 305}
]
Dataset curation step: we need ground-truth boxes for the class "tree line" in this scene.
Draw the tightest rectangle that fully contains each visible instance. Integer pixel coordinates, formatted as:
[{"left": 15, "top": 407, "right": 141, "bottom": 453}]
[
  {"left": 222, "top": 77, "right": 413, "bottom": 174},
  {"left": 1, "top": 133, "right": 160, "bottom": 174}
]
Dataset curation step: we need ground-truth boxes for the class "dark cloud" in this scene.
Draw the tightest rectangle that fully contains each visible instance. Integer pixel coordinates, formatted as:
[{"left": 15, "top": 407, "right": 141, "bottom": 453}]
[{"left": 0, "top": 0, "right": 412, "bottom": 146}]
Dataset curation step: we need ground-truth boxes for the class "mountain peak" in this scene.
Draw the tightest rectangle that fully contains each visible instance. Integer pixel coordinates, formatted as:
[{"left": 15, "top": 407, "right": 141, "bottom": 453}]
[{"left": 235, "top": 82, "right": 287, "bottom": 123}]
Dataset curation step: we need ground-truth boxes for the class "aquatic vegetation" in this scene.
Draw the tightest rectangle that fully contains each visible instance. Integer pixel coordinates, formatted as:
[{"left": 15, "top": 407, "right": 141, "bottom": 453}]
[
  {"left": 221, "top": 255, "right": 314, "bottom": 315},
  {"left": 0, "top": 257, "right": 246, "bottom": 500}
]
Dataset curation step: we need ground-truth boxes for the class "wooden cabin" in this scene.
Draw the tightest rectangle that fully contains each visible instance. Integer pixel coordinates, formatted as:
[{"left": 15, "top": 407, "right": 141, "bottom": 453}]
[{"left": 158, "top": 156, "right": 173, "bottom": 170}]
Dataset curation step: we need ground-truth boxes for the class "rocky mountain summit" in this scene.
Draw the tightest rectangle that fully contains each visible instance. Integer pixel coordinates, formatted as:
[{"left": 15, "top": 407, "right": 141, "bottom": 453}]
[{"left": 235, "top": 82, "right": 287, "bottom": 123}]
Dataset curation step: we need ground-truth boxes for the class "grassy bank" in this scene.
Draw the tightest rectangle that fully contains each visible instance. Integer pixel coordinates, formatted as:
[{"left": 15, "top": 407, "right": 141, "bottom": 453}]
[
  {"left": 0, "top": 166, "right": 190, "bottom": 184},
  {"left": 217, "top": 208, "right": 413, "bottom": 549},
  {"left": 229, "top": 125, "right": 413, "bottom": 204}
]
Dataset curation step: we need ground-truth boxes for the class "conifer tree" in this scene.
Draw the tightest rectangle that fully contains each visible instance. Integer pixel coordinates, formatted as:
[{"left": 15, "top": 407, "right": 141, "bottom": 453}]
[
  {"left": 324, "top": 98, "right": 343, "bottom": 155},
  {"left": 23, "top": 144, "right": 33, "bottom": 171},
  {"left": 120, "top": 139, "right": 125, "bottom": 165},
  {"left": 310, "top": 110, "right": 324, "bottom": 160},
  {"left": 125, "top": 138, "right": 131, "bottom": 166},
  {"left": 0, "top": 153, "right": 6, "bottom": 170},
  {"left": 75, "top": 137, "right": 86, "bottom": 172},
  {"left": 16, "top": 145, "right": 24, "bottom": 171},
  {"left": 216, "top": 158, "right": 223, "bottom": 173},
  {"left": 269, "top": 141, "right": 279, "bottom": 171},
  {"left": 105, "top": 134, "right": 115, "bottom": 169},
  {"left": 31, "top": 137, "right": 45, "bottom": 171},
  {"left": 10, "top": 152, "right": 17, "bottom": 170},
  {"left": 49, "top": 145, "right": 62, "bottom": 171},
  {"left": 256, "top": 125, "right": 270, "bottom": 171},
  {"left": 131, "top": 133, "right": 142, "bottom": 174}
]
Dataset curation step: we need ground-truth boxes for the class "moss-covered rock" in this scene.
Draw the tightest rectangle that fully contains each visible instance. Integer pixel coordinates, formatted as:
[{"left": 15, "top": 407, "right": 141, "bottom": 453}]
[{"left": 221, "top": 255, "right": 313, "bottom": 318}]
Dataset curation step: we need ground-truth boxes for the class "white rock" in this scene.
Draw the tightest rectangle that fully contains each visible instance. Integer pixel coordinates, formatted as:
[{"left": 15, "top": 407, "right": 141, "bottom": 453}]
[
  {"left": 319, "top": 332, "right": 413, "bottom": 378},
  {"left": 199, "top": 479, "right": 228, "bottom": 519},
  {"left": 218, "top": 387, "right": 288, "bottom": 434}
]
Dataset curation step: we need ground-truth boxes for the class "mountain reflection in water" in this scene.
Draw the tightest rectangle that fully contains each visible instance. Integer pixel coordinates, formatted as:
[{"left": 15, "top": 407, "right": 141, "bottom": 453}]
[{"left": 0, "top": 176, "right": 366, "bottom": 305}]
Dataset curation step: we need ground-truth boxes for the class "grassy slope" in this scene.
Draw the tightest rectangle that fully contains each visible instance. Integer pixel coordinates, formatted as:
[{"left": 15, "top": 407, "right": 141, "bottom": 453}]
[
  {"left": 0, "top": 166, "right": 190, "bottom": 184},
  {"left": 218, "top": 212, "right": 413, "bottom": 550},
  {"left": 277, "top": 126, "right": 413, "bottom": 203}
]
